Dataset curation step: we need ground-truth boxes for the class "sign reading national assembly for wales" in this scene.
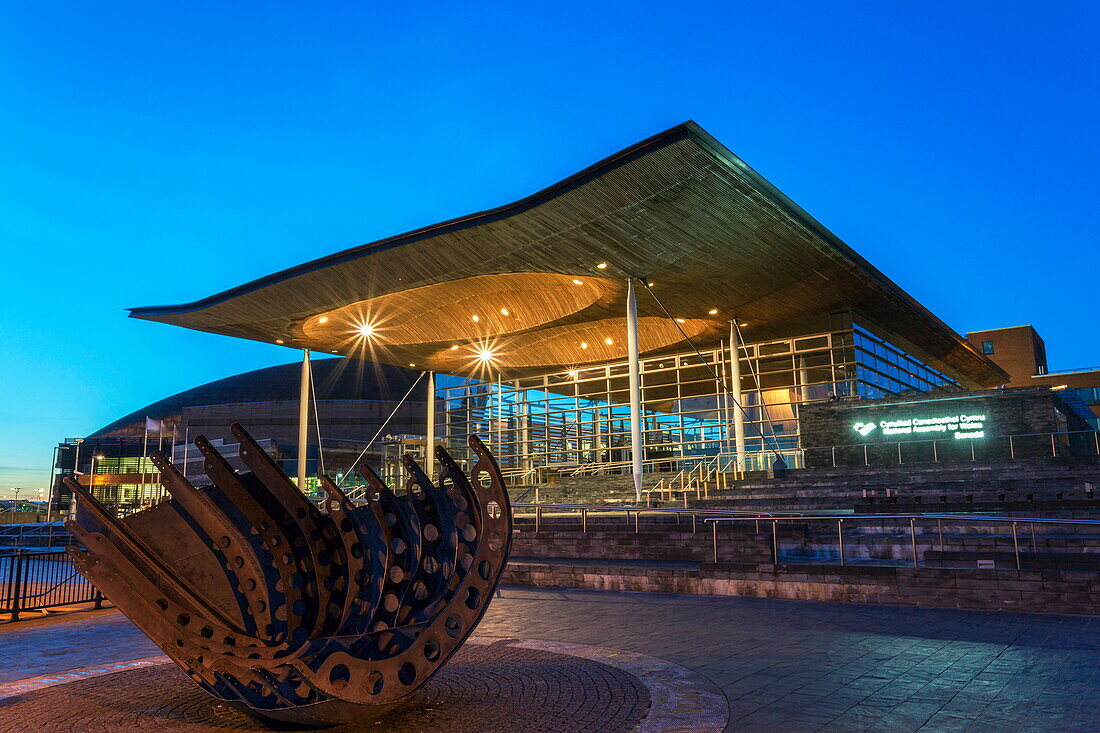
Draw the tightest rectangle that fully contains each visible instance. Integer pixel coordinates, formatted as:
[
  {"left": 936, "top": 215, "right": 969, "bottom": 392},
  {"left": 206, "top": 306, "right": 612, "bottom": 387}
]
[{"left": 852, "top": 414, "right": 987, "bottom": 441}]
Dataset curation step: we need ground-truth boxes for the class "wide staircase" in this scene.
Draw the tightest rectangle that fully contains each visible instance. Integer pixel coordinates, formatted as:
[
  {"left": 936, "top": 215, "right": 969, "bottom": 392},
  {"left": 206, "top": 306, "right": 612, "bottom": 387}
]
[{"left": 509, "top": 456, "right": 1100, "bottom": 516}]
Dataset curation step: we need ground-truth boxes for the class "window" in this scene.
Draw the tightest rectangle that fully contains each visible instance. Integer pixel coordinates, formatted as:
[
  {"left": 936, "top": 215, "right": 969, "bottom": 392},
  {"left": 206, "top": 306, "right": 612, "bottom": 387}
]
[{"left": 982, "top": 341, "right": 995, "bottom": 355}]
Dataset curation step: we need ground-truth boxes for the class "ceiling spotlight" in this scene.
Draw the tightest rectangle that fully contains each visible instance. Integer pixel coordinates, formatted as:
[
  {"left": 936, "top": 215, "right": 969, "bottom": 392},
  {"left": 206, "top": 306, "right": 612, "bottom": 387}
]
[
  {"left": 708, "top": 309, "right": 718, "bottom": 315},
  {"left": 580, "top": 342, "right": 589, "bottom": 349},
  {"left": 572, "top": 279, "right": 584, "bottom": 285},
  {"left": 450, "top": 344, "right": 460, "bottom": 350},
  {"left": 476, "top": 348, "right": 495, "bottom": 362},
  {"left": 318, "top": 317, "right": 329, "bottom": 324},
  {"left": 739, "top": 322, "right": 748, "bottom": 327},
  {"left": 275, "top": 339, "right": 284, "bottom": 344},
  {"left": 409, "top": 363, "right": 416, "bottom": 367},
  {"left": 568, "top": 370, "right": 579, "bottom": 378},
  {"left": 647, "top": 282, "right": 654, "bottom": 287},
  {"left": 500, "top": 308, "right": 510, "bottom": 316},
  {"left": 675, "top": 318, "right": 686, "bottom": 323},
  {"left": 472, "top": 315, "right": 480, "bottom": 322},
  {"left": 596, "top": 262, "right": 608, "bottom": 269},
  {"left": 604, "top": 337, "right": 614, "bottom": 345},
  {"left": 357, "top": 323, "right": 376, "bottom": 337}
]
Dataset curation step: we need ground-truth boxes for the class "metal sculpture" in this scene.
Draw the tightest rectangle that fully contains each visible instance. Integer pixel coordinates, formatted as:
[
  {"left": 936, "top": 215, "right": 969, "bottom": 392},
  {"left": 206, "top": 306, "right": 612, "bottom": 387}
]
[{"left": 64, "top": 424, "right": 512, "bottom": 726}]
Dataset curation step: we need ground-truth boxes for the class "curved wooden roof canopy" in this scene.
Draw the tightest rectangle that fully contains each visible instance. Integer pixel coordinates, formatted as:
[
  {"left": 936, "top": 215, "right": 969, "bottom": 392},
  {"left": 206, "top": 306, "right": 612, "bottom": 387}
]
[{"left": 129, "top": 122, "right": 1008, "bottom": 388}]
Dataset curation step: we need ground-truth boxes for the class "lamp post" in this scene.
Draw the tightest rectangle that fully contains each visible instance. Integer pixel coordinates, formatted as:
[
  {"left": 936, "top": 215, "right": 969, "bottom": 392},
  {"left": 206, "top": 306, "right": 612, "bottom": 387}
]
[{"left": 11, "top": 487, "right": 21, "bottom": 519}]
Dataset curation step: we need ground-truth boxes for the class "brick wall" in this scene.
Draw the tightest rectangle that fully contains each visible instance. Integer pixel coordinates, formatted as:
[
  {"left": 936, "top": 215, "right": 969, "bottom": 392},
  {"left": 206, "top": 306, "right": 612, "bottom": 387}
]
[
  {"left": 502, "top": 561, "right": 1100, "bottom": 615},
  {"left": 800, "top": 388, "right": 1087, "bottom": 467}
]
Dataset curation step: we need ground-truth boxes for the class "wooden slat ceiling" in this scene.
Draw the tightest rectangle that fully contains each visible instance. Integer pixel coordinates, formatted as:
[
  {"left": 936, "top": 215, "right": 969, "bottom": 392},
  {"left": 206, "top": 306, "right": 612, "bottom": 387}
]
[{"left": 130, "top": 122, "right": 1008, "bottom": 388}]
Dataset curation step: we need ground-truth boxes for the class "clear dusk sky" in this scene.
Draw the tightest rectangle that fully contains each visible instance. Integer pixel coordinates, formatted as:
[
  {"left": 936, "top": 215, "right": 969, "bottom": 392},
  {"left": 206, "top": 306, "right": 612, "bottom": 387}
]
[{"left": 2, "top": 2, "right": 1098, "bottom": 493}]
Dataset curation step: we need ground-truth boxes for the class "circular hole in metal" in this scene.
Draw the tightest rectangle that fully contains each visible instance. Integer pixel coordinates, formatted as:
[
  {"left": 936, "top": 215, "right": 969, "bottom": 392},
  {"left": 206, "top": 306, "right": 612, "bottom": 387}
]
[
  {"left": 478, "top": 560, "right": 492, "bottom": 580},
  {"left": 398, "top": 662, "right": 417, "bottom": 685},
  {"left": 462, "top": 524, "right": 477, "bottom": 542},
  {"left": 200, "top": 626, "right": 213, "bottom": 639},
  {"left": 177, "top": 613, "right": 190, "bottom": 626},
  {"left": 219, "top": 536, "right": 231, "bottom": 548},
  {"left": 465, "top": 586, "right": 481, "bottom": 610},
  {"left": 488, "top": 532, "right": 503, "bottom": 552},
  {"left": 329, "top": 500, "right": 340, "bottom": 512},
  {"left": 423, "top": 556, "right": 439, "bottom": 574},
  {"left": 423, "top": 524, "right": 440, "bottom": 542},
  {"left": 475, "top": 470, "right": 491, "bottom": 486},
  {"left": 424, "top": 639, "right": 441, "bottom": 662},
  {"left": 340, "top": 517, "right": 353, "bottom": 533},
  {"left": 366, "top": 670, "right": 384, "bottom": 694},
  {"left": 487, "top": 501, "right": 501, "bottom": 519},
  {"left": 391, "top": 537, "right": 407, "bottom": 554},
  {"left": 444, "top": 614, "right": 462, "bottom": 638},
  {"left": 389, "top": 566, "right": 405, "bottom": 584},
  {"left": 329, "top": 664, "right": 351, "bottom": 690}
]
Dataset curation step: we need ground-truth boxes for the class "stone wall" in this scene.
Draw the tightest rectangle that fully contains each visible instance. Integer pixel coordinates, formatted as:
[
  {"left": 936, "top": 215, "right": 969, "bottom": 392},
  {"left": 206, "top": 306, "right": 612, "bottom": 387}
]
[
  {"left": 502, "top": 560, "right": 1100, "bottom": 615},
  {"left": 800, "top": 387, "right": 1093, "bottom": 468}
]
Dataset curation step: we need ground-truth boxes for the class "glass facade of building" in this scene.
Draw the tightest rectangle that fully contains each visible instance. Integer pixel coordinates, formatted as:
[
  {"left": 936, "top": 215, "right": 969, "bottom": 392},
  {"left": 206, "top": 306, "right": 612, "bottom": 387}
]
[{"left": 433, "top": 323, "right": 959, "bottom": 476}]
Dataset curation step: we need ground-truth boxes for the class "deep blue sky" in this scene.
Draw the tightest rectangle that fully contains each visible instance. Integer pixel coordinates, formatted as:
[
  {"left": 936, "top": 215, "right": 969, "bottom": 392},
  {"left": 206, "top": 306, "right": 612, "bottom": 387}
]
[{"left": 2, "top": 2, "right": 1098, "bottom": 492}]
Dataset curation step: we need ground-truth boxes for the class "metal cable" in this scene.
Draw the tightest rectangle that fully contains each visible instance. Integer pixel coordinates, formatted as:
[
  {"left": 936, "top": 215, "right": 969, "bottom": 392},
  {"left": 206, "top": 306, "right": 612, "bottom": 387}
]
[
  {"left": 336, "top": 370, "right": 427, "bottom": 487},
  {"left": 638, "top": 279, "right": 782, "bottom": 458}
]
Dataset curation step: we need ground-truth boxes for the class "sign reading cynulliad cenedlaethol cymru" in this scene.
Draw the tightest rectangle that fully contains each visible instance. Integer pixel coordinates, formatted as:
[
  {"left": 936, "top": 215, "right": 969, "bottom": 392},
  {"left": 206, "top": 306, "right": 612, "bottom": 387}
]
[{"left": 852, "top": 414, "right": 986, "bottom": 441}]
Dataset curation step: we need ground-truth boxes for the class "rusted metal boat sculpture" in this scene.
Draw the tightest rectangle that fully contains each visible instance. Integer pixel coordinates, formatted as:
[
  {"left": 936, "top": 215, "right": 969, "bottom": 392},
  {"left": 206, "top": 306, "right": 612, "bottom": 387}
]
[{"left": 64, "top": 423, "right": 512, "bottom": 726}]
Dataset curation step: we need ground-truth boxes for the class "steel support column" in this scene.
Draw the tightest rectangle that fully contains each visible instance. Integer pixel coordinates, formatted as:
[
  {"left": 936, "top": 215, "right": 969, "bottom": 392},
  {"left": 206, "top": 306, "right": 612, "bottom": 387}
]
[
  {"left": 729, "top": 322, "right": 746, "bottom": 470},
  {"left": 297, "top": 348, "right": 311, "bottom": 491},
  {"left": 426, "top": 371, "right": 436, "bottom": 479},
  {"left": 626, "top": 279, "right": 643, "bottom": 502}
]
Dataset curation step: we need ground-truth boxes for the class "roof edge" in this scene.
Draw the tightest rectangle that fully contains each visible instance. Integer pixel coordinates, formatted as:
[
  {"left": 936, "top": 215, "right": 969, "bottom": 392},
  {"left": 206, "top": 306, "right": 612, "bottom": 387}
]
[{"left": 128, "top": 121, "right": 698, "bottom": 319}]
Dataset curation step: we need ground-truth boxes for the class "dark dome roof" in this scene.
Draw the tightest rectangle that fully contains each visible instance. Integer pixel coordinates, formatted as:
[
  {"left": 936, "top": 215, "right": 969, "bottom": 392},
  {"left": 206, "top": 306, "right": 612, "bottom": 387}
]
[{"left": 91, "top": 358, "right": 424, "bottom": 438}]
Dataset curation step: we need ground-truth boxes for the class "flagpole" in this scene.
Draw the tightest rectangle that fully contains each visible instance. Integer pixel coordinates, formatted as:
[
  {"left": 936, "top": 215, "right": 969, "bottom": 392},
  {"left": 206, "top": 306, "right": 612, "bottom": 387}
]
[
  {"left": 182, "top": 427, "right": 189, "bottom": 480},
  {"left": 142, "top": 416, "right": 150, "bottom": 509},
  {"left": 156, "top": 421, "right": 164, "bottom": 505}
]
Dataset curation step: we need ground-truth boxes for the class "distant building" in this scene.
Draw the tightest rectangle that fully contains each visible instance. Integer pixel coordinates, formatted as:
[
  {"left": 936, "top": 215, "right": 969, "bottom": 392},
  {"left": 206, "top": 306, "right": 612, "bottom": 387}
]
[
  {"left": 53, "top": 358, "right": 428, "bottom": 511},
  {"left": 966, "top": 325, "right": 1100, "bottom": 427}
]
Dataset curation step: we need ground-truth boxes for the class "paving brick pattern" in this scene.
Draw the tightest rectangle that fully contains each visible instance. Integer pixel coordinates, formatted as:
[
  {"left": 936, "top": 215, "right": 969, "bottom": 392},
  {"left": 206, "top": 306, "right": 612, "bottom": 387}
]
[
  {"left": 2, "top": 587, "right": 1099, "bottom": 732},
  {"left": 0, "top": 642, "right": 649, "bottom": 732}
]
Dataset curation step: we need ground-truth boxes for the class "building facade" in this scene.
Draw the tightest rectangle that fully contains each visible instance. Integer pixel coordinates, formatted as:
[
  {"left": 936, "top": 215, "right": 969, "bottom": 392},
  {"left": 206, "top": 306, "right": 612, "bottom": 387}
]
[{"left": 967, "top": 325, "right": 1100, "bottom": 428}]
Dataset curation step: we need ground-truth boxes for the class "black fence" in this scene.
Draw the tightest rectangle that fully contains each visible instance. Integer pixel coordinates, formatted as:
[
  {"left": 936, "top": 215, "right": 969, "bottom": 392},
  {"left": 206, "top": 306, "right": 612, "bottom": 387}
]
[{"left": 1, "top": 549, "right": 106, "bottom": 621}]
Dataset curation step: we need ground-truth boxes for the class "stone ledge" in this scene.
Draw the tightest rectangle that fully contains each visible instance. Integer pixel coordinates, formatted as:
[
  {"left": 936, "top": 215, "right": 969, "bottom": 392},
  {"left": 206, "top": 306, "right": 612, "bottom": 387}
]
[{"left": 502, "top": 560, "right": 1100, "bottom": 615}]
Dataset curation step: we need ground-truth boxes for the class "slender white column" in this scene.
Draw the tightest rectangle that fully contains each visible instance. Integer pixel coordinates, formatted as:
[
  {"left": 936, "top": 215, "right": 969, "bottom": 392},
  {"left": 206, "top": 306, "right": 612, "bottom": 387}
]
[
  {"left": 425, "top": 371, "right": 436, "bottom": 479},
  {"left": 626, "top": 279, "right": 643, "bottom": 502},
  {"left": 729, "top": 323, "right": 747, "bottom": 469},
  {"left": 297, "top": 349, "right": 311, "bottom": 491}
]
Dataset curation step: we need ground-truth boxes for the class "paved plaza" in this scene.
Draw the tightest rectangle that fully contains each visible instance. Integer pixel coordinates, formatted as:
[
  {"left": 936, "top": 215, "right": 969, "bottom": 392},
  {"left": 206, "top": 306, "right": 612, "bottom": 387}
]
[{"left": 1, "top": 587, "right": 1098, "bottom": 732}]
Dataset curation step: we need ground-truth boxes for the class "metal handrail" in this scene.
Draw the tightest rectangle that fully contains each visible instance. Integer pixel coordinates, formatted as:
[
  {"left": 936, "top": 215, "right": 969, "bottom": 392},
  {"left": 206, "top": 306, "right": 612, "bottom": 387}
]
[
  {"left": 804, "top": 428, "right": 1100, "bottom": 455},
  {"left": 702, "top": 513, "right": 1100, "bottom": 526},
  {"left": 509, "top": 501, "right": 804, "bottom": 535},
  {"left": 512, "top": 502, "right": 803, "bottom": 517},
  {"left": 702, "top": 513, "right": 1100, "bottom": 569}
]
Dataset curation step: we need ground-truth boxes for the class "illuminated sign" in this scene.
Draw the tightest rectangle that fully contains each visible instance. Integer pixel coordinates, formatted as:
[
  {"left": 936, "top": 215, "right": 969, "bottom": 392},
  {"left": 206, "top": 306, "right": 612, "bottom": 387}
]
[{"left": 852, "top": 414, "right": 986, "bottom": 440}]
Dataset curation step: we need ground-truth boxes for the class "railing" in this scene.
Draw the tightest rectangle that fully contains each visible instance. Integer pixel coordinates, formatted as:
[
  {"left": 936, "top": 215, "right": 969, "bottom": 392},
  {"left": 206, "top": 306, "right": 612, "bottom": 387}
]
[
  {"left": 510, "top": 501, "right": 803, "bottom": 534},
  {"left": 508, "top": 502, "right": 1100, "bottom": 574},
  {"left": 0, "top": 520, "right": 68, "bottom": 549},
  {"left": 1, "top": 549, "right": 106, "bottom": 622},
  {"left": 703, "top": 513, "right": 1100, "bottom": 570},
  {"left": 805, "top": 429, "right": 1100, "bottom": 468}
]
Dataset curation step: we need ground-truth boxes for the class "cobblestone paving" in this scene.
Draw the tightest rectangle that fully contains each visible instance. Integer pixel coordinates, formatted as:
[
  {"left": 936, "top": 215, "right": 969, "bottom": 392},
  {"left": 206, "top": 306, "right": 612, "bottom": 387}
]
[
  {"left": 0, "top": 642, "right": 649, "bottom": 732},
  {"left": 2, "top": 587, "right": 1099, "bottom": 732}
]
